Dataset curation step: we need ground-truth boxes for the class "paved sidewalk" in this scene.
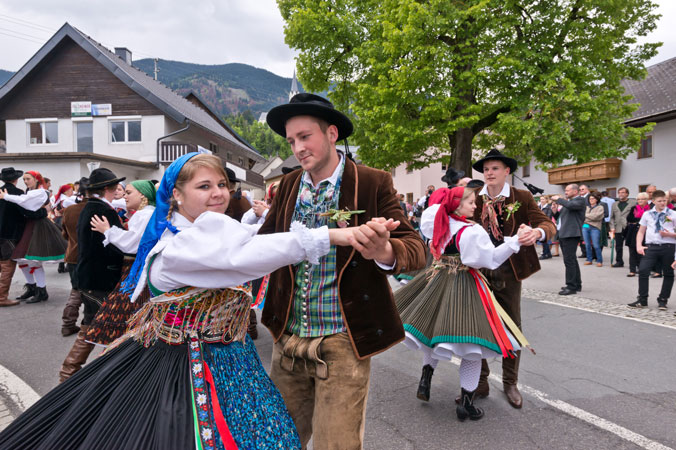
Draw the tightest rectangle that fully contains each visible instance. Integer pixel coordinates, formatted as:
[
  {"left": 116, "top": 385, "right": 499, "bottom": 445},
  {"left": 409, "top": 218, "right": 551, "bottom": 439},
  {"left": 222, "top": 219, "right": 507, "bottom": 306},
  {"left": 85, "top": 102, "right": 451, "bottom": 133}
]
[
  {"left": 0, "top": 395, "right": 16, "bottom": 432},
  {"left": 524, "top": 244, "right": 674, "bottom": 310}
]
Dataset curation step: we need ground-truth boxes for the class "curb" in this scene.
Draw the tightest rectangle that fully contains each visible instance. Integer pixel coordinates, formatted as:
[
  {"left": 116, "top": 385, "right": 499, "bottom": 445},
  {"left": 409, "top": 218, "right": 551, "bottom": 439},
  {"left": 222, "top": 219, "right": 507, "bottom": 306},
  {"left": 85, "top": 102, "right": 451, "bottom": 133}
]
[{"left": 0, "top": 363, "right": 40, "bottom": 430}]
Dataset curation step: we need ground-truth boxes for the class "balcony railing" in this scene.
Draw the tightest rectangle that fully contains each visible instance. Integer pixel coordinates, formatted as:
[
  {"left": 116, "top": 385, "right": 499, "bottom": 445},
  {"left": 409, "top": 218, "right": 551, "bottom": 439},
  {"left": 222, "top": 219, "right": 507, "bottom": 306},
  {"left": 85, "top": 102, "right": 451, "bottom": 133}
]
[
  {"left": 159, "top": 141, "right": 197, "bottom": 164},
  {"left": 547, "top": 158, "right": 622, "bottom": 185}
]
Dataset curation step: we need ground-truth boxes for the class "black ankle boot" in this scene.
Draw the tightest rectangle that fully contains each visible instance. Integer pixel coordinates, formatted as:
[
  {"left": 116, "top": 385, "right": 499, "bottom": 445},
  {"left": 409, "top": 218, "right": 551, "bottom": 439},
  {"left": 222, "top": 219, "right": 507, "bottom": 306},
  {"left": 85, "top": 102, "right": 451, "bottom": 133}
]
[
  {"left": 16, "top": 283, "right": 36, "bottom": 300},
  {"left": 416, "top": 364, "right": 435, "bottom": 401},
  {"left": 456, "top": 388, "right": 484, "bottom": 421},
  {"left": 627, "top": 296, "right": 647, "bottom": 308},
  {"left": 26, "top": 286, "right": 48, "bottom": 304}
]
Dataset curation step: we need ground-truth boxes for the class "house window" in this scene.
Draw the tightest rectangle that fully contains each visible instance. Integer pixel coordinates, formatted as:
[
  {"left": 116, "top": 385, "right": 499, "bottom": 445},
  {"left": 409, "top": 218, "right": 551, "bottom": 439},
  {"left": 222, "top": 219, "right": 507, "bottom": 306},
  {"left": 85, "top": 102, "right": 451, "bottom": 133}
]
[
  {"left": 606, "top": 187, "right": 617, "bottom": 199},
  {"left": 227, "top": 152, "right": 232, "bottom": 161},
  {"left": 522, "top": 161, "right": 530, "bottom": 178},
  {"left": 76, "top": 122, "right": 93, "bottom": 152},
  {"left": 638, "top": 136, "right": 652, "bottom": 159},
  {"left": 406, "top": 193, "right": 413, "bottom": 204},
  {"left": 238, "top": 157, "right": 244, "bottom": 166},
  {"left": 638, "top": 184, "right": 650, "bottom": 193},
  {"left": 390, "top": 168, "right": 396, "bottom": 176},
  {"left": 441, "top": 163, "right": 448, "bottom": 171},
  {"left": 27, "top": 120, "right": 58, "bottom": 145},
  {"left": 209, "top": 142, "right": 219, "bottom": 153},
  {"left": 406, "top": 165, "right": 412, "bottom": 174},
  {"left": 110, "top": 119, "right": 141, "bottom": 143}
]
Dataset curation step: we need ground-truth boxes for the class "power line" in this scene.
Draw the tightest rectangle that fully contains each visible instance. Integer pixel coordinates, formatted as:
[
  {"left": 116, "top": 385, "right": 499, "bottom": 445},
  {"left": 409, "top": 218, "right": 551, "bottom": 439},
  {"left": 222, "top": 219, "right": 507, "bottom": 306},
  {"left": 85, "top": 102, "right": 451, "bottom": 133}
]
[
  {"left": 0, "top": 16, "right": 55, "bottom": 34},
  {"left": 0, "top": 26, "right": 48, "bottom": 42},
  {"left": 0, "top": 30, "right": 44, "bottom": 45},
  {"left": 0, "top": 14, "right": 55, "bottom": 32}
]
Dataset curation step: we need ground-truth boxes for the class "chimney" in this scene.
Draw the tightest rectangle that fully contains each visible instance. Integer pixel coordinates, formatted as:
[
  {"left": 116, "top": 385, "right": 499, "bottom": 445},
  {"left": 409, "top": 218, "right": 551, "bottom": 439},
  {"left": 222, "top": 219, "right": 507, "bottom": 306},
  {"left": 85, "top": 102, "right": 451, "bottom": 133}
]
[{"left": 114, "top": 47, "right": 132, "bottom": 65}]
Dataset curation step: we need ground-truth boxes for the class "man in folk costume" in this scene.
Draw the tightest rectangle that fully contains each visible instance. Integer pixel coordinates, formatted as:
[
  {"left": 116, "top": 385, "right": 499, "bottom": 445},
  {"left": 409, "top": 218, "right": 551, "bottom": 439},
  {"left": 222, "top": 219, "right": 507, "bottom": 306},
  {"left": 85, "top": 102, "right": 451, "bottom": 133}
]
[
  {"left": 59, "top": 168, "right": 125, "bottom": 381},
  {"left": 0, "top": 167, "right": 47, "bottom": 307},
  {"left": 261, "top": 93, "right": 426, "bottom": 449},
  {"left": 470, "top": 149, "right": 556, "bottom": 408}
]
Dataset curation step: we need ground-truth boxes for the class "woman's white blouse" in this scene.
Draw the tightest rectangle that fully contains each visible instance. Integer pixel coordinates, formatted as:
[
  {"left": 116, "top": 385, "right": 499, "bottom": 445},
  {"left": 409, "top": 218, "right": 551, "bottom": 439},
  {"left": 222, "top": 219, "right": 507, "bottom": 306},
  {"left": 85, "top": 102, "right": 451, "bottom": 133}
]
[
  {"left": 421, "top": 203, "right": 521, "bottom": 270},
  {"left": 102, "top": 206, "right": 155, "bottom": 254},
  {"left": 134, "top": 211, "right": 330, "bottom": 301},
  {"left": 3, "top": 189, "right": 49, "bottom": 212}
]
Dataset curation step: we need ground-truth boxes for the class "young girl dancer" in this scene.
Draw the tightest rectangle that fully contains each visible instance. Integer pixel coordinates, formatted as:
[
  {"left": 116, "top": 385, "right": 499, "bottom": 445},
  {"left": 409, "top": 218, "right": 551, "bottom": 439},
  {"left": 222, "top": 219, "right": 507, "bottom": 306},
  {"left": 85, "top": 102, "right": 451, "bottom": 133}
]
[
  {"left": 395, "top": 186, "right": 532, "bottom": 421},
  {"left": 0, "top": 153, "right": 375, "bottom": 449},
  {"left": 0, "top": 170, "right": 67, "bottom": 303}
]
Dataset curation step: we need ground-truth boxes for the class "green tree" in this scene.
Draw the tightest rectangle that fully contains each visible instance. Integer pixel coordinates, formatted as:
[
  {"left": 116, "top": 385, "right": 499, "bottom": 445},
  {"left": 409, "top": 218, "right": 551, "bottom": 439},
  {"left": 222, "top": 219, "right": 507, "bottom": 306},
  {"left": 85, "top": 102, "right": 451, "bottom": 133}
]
[
  {"left": 225, "top": 112, "right": 292, "bottom": 159},
  {"left": 278, "top": 0, "right": 660, "bottom": 173}
]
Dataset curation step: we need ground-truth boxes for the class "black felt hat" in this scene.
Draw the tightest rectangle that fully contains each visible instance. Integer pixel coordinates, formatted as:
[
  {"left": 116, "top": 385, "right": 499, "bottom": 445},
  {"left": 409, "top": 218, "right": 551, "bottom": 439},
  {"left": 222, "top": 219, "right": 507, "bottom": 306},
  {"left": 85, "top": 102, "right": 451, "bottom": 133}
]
[
  {"left": 472, "top": 148, "right": 518, "bottom": 173},
  {"left": 441, "top": 167, "right": 465, "bottom": 186},
  {"left": 267, "top": 93, "right": 353, "bottom": 141},
  {"left": 0, "top": 167, "right": 23, "bottom": 182},
  {"left": 224, "top": 167, "right": 239, "bottom": 185},
  {"left": 87, "top": 168, "right": 125, "bottom": 189},
  {"left": 281, "top": 165, "right": 301, "bottom": 175}
]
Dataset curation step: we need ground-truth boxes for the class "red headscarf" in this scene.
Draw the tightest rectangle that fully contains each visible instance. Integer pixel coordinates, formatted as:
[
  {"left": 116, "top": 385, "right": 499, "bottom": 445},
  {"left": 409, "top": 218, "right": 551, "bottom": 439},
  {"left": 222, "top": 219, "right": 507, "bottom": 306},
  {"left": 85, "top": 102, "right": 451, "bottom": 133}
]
[
  {"left": 54, "top": 183, "right": 74, "bottom": 203},
  {"left": 431, "top": 186, "right": 470, "bottom": 259},
  {"left": 25, "top": 171, "right": 47, "bottom": 190}
]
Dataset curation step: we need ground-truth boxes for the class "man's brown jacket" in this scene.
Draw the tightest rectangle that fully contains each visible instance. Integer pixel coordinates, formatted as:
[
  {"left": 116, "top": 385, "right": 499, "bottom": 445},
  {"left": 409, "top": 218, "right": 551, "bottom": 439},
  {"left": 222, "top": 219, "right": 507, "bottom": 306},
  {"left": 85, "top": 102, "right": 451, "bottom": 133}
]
[
  {"left": 259, "top": 158, "right": 426, "bottom": 359},
  {"left": 473, "top": 185, "right": 556, "bottom": 281}
]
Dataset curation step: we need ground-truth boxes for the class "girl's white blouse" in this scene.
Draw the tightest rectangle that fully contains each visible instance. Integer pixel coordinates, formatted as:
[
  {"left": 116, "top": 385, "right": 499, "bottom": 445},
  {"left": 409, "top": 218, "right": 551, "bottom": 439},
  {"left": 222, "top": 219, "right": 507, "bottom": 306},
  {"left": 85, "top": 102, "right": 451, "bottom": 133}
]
[
  {"left": 4, "top": 189, "right": 49, "bottom": 212},
  {"left": 102, "top": 206, "right": 155, "bottom": 254},
  {"left": 133, "top": 211, "right": 330, "bottom": 302},
  {"left": 421, "top": 203, "right": 521, "bottom": 270}
]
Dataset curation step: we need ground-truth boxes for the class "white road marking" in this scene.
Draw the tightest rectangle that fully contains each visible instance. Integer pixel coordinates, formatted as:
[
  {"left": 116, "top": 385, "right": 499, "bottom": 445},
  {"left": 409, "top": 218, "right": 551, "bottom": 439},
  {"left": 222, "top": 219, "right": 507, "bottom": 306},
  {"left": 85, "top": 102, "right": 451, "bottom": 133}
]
[
  {"left": 447, "top": 357, "right": 673, "bottom": 450},
  {"left": 0, "top": 364, "right": 40, "bottom": 412},
  {"left": 539, "top": 300, "right": 676, "bottom": 331}
]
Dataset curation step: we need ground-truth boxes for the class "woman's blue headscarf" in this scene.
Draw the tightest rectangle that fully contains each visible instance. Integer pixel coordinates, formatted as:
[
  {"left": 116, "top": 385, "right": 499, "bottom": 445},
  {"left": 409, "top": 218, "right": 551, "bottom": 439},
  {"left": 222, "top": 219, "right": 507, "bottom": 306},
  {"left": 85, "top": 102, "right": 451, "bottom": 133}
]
[{"left": 120, "top": 152, "right": 199, "bottom": 294}]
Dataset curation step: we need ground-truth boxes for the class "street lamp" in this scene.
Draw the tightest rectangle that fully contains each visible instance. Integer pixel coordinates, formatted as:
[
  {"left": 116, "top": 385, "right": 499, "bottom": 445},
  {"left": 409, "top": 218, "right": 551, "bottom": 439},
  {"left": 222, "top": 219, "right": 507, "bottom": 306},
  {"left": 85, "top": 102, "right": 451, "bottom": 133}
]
[{"left": 86, "top": 161, "right": 100, "bottom": 174}]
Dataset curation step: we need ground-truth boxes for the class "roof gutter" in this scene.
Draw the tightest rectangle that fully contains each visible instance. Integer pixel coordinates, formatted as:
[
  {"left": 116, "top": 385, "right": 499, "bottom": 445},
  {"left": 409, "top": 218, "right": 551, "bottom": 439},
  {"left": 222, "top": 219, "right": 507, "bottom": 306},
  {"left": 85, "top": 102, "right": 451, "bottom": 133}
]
[{"left": 156, "top": 120, "right": 191, "bottom": 168}]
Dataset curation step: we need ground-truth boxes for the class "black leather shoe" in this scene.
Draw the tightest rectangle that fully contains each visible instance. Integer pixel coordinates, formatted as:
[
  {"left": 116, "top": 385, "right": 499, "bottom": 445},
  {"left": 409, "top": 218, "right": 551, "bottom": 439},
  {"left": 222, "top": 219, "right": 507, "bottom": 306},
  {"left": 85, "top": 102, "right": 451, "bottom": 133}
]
[
  {"left": 657, "top": 298, "right": 668, "bottom": 311},
  {"left": 627, "top": 298, "right": 647, "bottom": 308},
  {"left": 25, "top": 286, "right": 48, "bottom": 304},
  {"left": 456, "top": 388, "right": 484, "bottom": 421},
  {"left": 417, "top": 364, "right": 434, "bottom": 402},
  {"left": 558, "top": 288, "right": 576, "bottom": 295},
  {"left": 611, "top": 263, "right": 624, "bottom": 268},
  {"left": 539, "top": 255, "right": 552, "bottom": 260},
  {"left": 560, "top": 286, "right": 581, "bottom": 292},
  {"left": 16, "top": 283, "right": 36, "bottom": 300}
]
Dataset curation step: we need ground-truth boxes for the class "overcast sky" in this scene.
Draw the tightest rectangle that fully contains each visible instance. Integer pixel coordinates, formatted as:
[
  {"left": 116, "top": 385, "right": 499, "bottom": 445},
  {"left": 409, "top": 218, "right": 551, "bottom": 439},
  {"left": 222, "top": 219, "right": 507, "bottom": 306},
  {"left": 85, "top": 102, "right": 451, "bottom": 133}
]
[{"left": 1, "top": 1, "right": 675, "bottom": 78}]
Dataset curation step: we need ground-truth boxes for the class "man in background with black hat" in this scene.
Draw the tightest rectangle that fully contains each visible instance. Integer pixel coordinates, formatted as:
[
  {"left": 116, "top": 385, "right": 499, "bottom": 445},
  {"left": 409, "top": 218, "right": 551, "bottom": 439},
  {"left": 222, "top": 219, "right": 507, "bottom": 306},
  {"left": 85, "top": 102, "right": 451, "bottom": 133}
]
[
  {"left": 470, "top": 149, "right": 556, "bottom": 409},
  {"left": 59, "top": 168, "right": 125, "bottom": 382},
  {"left": 224, "top": 167, "right": 252, "bottom": 222},
  {"left": 0, "top": 167, "right": 47, "bottom": 307},
  {"left": 261, "top": 93, "right": 426, "bottom": 448}
]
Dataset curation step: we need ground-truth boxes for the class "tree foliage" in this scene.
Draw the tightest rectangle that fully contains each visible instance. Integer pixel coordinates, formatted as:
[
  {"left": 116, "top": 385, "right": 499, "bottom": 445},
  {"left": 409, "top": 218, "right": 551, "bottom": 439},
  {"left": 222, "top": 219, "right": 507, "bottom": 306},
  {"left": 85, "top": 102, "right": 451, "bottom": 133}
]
[
  {"left": 278, "top": 0, "right": 660, "bottom": 173},
  {"left": 226, "top": 111, "right": 292, "bottom": 159}
]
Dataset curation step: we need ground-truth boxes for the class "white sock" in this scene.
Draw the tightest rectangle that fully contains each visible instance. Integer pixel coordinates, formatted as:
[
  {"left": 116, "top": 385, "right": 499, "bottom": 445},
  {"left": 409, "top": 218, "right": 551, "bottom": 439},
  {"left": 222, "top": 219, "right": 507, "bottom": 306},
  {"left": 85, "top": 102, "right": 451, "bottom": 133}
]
[
  {"left": 459, "top": 358, "right": 481, "bottom": 391},
  {"left": 422, "top": 353, "right": 439, "bottom": 369},
  {"left": 20, "top": 265, "right": 35, "bottom": 284},
  {"left": 32, "top": 266, "right": 46, "bottom": 288}
]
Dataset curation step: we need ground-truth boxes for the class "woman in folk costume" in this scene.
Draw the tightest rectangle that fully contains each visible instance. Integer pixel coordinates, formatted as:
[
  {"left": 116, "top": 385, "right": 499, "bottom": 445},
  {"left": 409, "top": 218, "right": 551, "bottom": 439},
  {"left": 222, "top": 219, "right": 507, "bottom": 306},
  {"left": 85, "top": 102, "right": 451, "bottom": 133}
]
[
  {"left": 395, "top": 186, "right": 532, "bottom": 421},
  {"left": 0, "top": 153, "right": 366, "bottom": 450},
  {"left": 83, "top": 180, "right": 157, "bottom": 346},
  {"left": 0, "top": 170, "right": 67, "bottom": 303}
]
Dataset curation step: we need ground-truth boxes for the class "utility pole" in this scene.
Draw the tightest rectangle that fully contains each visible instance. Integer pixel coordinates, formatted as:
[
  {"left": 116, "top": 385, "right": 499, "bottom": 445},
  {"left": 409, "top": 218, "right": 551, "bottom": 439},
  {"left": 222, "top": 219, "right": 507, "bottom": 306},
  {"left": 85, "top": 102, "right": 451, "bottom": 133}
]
[{"left": 153, "top": 58, "right": 160, "bottom": 81}]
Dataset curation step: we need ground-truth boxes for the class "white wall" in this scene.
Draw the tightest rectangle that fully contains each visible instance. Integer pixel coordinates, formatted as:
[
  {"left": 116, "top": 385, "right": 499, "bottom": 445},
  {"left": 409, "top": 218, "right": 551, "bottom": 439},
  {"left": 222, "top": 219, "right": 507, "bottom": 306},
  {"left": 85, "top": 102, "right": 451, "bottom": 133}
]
[
  {"left": 521, "top": 119, "right": 676, "bottom": 197},
  {"left": 6, "top": 115, "right": 165, "bottom": 163}
]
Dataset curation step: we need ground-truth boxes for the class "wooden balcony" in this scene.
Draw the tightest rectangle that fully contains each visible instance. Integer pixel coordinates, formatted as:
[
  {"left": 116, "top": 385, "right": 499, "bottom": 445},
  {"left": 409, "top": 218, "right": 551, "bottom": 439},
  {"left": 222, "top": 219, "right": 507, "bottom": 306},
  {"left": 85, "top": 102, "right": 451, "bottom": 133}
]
[
  {"left": 547, "top": 158, "right": 622, "bottom": 185},
  {"left": 159, "top": 141, "right": 198, "bottom": 164}
]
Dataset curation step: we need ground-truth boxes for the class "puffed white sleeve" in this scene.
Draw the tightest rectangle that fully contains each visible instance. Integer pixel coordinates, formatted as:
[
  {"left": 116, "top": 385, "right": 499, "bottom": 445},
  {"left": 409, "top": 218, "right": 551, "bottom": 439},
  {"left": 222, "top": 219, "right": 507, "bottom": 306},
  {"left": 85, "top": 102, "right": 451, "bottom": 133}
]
[
  {"left": 3, "top": 189, "right": 48, "bottom": 211},
  {"left": 457, "top": 225, "right": 521, "bottom": 270},
  {"left": 149, "top": 212, "right": 330, "bottom": 293},
  {"left": 240, "top": 208, "right": 259, "bottom": 225},
  {"left": 102, "top": 207, "right": 154, "bottom": 254},
  {"left": 420, "top": 204, "right": 440, "bottom": 240}
]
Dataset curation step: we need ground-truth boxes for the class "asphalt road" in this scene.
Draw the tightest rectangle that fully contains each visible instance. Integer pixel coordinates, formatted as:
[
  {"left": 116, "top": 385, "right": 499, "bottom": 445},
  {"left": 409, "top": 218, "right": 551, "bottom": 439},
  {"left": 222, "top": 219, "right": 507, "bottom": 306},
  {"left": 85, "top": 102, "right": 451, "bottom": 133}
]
[{"left": 0, "top": 263, "right": 675, "bottom": 449}]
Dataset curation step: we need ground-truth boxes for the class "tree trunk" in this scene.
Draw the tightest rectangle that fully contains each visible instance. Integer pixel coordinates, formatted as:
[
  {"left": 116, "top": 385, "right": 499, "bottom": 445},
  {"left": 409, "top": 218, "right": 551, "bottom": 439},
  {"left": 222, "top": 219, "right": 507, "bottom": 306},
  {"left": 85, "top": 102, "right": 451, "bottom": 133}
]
[{"left": 449, "top": 127, "right": 474, "bottom": 176}]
